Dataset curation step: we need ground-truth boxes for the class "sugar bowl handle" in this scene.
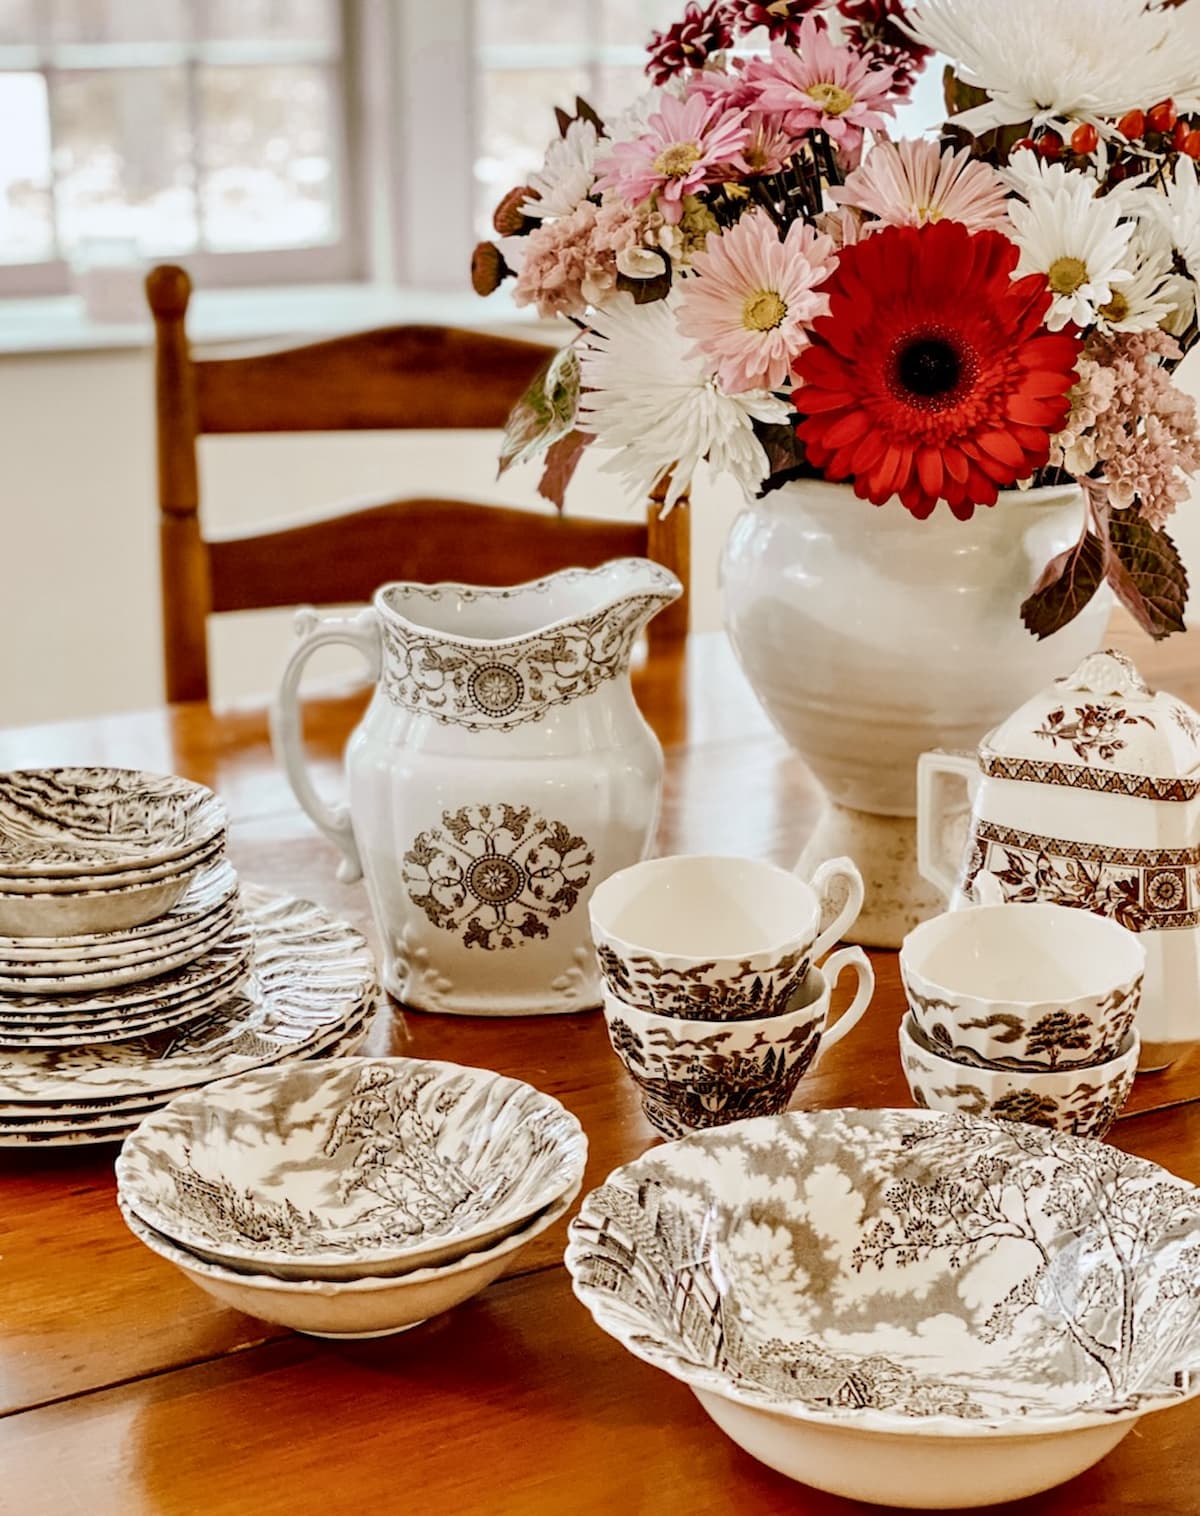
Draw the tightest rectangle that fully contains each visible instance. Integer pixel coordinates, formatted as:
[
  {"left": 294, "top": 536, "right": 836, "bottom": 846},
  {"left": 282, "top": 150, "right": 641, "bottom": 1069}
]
[
  {"left": 808, "top": 856, "right": 865, "bottom": 961},
  {"left": 810, "top": 946, "right": 874, "bottom": 1070},
  {"left": 916, "top": 749, "right": 978, "bottom": 902},
  {"left": 270, "top": 605, "right": 382, "bottom": 884}
]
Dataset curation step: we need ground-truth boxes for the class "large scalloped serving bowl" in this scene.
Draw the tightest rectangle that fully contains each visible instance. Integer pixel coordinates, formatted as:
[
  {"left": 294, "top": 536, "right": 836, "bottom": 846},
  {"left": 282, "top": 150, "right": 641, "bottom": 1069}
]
[
  {"left": 564, "top": 1108, "right": 1200, "bottom": 1509},
  {"left": 116, "top": 1058, "right": 586, "bottom": 1280}
]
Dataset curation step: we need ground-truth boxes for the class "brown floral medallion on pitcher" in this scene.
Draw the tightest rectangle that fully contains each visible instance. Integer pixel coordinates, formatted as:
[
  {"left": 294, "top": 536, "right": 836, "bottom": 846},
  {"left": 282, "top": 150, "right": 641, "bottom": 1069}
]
[{"left": 403, "top": 803, "right": 594, "bottom": 950}]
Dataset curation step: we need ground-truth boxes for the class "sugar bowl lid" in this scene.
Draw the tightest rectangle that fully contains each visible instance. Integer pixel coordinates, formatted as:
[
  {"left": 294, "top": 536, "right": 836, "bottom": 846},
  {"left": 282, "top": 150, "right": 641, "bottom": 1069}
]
[{"left": 979, "top": 649, "right": 1200, "bottom": 801}]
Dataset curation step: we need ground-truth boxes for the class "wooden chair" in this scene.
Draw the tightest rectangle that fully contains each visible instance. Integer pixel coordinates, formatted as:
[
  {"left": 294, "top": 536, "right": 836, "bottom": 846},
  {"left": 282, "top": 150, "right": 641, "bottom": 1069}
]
[{"left": 146, "top": 265, "right": 690, "bottom": 704}]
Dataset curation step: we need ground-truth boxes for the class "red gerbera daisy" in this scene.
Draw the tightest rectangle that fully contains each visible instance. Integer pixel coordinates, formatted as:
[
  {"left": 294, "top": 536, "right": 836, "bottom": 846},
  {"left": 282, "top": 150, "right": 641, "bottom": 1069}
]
[{"left": 792, "top": 220, "right": 1082, "bottom": 520}]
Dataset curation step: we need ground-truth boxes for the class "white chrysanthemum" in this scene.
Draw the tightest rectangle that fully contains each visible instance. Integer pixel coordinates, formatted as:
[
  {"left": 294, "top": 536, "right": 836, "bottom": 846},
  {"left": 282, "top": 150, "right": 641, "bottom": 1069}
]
[
  {"left": 1001, "top": 149, "right": 1097, "bottom": 203},
  {"left": 522, "top": 119, "right": 599, "bottom": 221},
  {"left": 1009, "top": 175, "right": 1134, "bottom": 331},
  {"left": 1159, "top": 157, "right": 1200, "bottom": 281},
  {"left": 577, "top": 295, "right": 790, "bottom": 509},
  {"left": 1094, "top": 216, "right": 1179, "bottom": 335},
  {"left": 906, "top": 0, "right": 1200, "bottom": 134}
]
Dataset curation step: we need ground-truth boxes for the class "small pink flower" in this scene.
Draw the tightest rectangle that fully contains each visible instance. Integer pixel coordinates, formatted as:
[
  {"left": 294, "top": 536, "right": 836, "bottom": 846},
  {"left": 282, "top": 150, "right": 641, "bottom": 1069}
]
[
  {"left": 833, "top": 139, "right": 1011, "bottom": 233},
  {"left": 745, "top": 21, "right": 897, "bottom": 150},
  {"left": 676, "top": 208, "right": 838, "bottom": 390},
  {"left": 511, "top": 202, "right": 616, "bottom": 319},
  {"left": 594, "top": 91, "right": 750, "bottom": 225},
  {"left": 740, "top": 111, "right": 803, "bottom": 175},
  {"left": 685, "top": 60, "right": 762, "bottom": 112}
]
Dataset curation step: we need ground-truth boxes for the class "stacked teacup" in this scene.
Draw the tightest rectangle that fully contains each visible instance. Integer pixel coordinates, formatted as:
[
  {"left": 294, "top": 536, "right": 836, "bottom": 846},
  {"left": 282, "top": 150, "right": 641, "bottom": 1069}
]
[
  {"left": 899, "top": 902, "right": 1146, "bottom": 1140},
  {"left": 590, "top": 854, "right": 875, "bottom": 1139},
  {"left": 0, "top": 768, "right": 244, "bottom": 1049}
]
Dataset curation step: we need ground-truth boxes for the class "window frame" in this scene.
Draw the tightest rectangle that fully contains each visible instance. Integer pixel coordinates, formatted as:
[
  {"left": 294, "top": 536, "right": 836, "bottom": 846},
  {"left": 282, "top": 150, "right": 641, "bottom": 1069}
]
[{"left": 0, "top": 0, "right": 363, "bottom": 297}]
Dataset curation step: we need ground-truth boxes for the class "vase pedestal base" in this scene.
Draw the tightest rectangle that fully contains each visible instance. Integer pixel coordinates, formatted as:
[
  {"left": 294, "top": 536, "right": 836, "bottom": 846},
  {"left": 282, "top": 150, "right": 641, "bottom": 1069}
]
[{"left": 797, "top": 802, "right": 961, "bottom": 950}]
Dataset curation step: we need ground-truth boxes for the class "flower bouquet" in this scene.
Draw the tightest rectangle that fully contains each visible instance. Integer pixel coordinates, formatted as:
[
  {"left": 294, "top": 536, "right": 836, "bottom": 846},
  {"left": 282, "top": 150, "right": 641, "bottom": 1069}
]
[{"left": 475, "top": 0, "right": 1200, "bottom": 638}]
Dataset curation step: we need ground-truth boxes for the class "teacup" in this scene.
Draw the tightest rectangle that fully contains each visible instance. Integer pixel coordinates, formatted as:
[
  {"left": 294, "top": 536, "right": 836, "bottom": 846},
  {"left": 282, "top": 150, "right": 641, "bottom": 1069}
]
[
  {"left": 589, "top": 854, "right": 865, "bottom": 1021},
  {"left": 899, "top": 1012, "right": 1138, "bottom": 1140},
  {"left": 900, "top": 903, "right": 1144, "bottom": 1070},
  {"left": 602, "top": 946, "right": 874, "bottom": 1138}
]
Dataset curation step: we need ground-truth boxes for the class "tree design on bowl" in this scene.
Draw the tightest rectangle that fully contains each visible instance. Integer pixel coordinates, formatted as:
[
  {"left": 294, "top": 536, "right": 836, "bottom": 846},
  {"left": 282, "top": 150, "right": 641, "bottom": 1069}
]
[{"left": 403, "top": 803, "right": 594, "bottom": 950}]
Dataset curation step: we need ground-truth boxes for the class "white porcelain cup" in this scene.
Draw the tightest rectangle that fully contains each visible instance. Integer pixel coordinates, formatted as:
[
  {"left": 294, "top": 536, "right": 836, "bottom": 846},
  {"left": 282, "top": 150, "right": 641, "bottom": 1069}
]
[
  {"left": 901, "top": 903, "right": 1145, "bottom": 1070},
  {"left": 589, "top": 853, "right": 865, "bottom": 1021},
  {"left": 603, "top": 947, "right": 875, "bottom": 1138}
]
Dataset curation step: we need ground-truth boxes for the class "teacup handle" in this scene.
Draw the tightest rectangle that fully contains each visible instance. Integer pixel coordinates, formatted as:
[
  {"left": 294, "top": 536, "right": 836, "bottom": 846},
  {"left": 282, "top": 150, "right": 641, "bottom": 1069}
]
[
  {"left": 269, "top": 605, "right": 382, "bottom": 884},
  {"left": 808, "top": 856, "right": 865, "bottom": 962},
  {"left": 809, "top": 945, "right": 874, "bottom": 1071}
]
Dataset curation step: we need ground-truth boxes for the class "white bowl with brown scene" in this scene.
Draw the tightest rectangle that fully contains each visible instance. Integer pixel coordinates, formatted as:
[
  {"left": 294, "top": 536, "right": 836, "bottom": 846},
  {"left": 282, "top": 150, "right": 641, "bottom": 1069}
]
[
  {"left": 116, "top": 1057, "right": 587, "bottom": 1280},
  {"left": 901, "top": 902, "right": 1144, "bottom": 1070},
  {"left": 589, "top": 853, "right": 865, "bottom": 1021},
  {"left": 602, "top": 946, "right": 874, "bottom": 1138},
  {"left": 899, "top": 1012, "right": 1137, "bottom": 1140},
  {"left": 565, "top": 1108, "right": 1200, "bottom": 1508}
]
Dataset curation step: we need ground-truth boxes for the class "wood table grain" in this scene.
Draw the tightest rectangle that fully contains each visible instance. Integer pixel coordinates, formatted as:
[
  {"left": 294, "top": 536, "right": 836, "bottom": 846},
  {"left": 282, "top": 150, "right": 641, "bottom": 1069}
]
[{"left": 1, "top": 624, "right": 1199, "bottom": 1516}]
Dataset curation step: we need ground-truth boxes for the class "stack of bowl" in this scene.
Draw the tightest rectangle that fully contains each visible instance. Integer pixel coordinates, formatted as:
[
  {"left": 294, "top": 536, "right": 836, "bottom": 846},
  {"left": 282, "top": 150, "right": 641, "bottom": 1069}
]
[
  {"left": 0, "top": 768, "right": 245, "bottom": 1049},
  {"left": 116, "top": 1057, "right": 587, "bottom": 1338},
  {"left": 899, "top": 902, "right": 1146, "bottom": 1140},
  {"left": 589, "top": 855, "right": 874, "bottom": 1139}
]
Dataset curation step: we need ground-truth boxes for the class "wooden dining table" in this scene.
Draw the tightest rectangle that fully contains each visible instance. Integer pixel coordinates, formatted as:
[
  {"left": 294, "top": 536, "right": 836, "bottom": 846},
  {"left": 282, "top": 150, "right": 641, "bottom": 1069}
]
[{"left": 2, "top": 624, "right": 1200, "bottom": 1516}]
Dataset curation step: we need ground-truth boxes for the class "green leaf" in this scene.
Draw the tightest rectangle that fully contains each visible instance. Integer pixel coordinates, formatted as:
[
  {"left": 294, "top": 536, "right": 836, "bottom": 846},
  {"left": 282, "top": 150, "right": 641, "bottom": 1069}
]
[
  {"left": 537, "top": 429, "right": 592, "bottom": 512},
  {"left": 1106, "top": 515, "right": 1189, "bottom": 640},
  {"left": 497, "top": 345, "right": 581, "bottom": 478},
  {"left": 1020, "top": 527, "right": 1106, "bottom": 639}
]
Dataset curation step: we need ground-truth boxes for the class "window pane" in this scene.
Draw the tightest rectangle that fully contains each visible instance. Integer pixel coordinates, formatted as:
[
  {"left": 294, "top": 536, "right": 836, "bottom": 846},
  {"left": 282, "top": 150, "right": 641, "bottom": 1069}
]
[
  {"left": 0, "top": 0, "right": 34, "bottom": 45},
  {"left": 49, "top": 0, "right": 188, "bottom": 44},
  {"left": 201, "top": 0, "right": 338, "bottom": 46},
  {"left": 0, "top": 73, "right": 54, "bottom": 262},
  {"left": 51, "top": 67, "right": 196, "bottom": 255},
  {"left": 476, "top": 66, "right": 590, "bottom": 231},
  {"left": 198, "top": 64, "right": 337, "bottom": 251},
  {"left": 598, "top": 0, "right": 681, "bottom": 47},
  {"left": 477, "top": 0, "right": 591, "bottom": 48}
]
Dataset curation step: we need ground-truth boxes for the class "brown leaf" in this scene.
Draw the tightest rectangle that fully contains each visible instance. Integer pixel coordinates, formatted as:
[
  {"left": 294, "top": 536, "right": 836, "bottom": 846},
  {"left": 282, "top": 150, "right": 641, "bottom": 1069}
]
[
  {"left": 1020, "top": 525, "right": 1106, "bottom": 639},
  {"left": 615, "top": 265, "right": 672, "bottom": 304},
  {"left": 754, "top": 421, "right": 812, "bottom": 496},
  {"left": 537, "top": 429, "right": 592, "bottom": 512},
  {"left": 1105, "top": 515, "right": 1189, "bottom": 639}
]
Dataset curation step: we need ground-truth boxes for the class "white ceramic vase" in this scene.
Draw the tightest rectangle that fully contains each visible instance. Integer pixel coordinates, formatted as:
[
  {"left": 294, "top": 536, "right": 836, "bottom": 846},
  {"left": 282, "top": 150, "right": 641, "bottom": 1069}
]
[{"left": 719, "top": 479, "right": 1112, "bottom": 947}]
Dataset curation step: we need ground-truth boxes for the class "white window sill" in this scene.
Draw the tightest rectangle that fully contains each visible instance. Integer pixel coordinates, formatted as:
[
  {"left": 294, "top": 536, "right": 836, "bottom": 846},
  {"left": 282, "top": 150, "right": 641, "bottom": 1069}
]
[{"left": 0, "top": 282, "right": 559, "bottom": 358}]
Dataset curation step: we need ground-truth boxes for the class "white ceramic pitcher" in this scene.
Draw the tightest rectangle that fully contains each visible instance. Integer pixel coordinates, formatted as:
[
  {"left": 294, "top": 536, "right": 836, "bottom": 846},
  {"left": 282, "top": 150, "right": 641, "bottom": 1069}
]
[{"left": 271, "top": 559, "right": 682, "bottom": 1016}]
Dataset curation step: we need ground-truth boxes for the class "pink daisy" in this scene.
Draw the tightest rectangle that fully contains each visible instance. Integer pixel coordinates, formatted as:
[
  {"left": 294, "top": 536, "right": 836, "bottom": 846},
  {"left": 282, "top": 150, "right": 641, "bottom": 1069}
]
[
  {"left": 675, "top": 209, "right": 838, "bottom": 390},
  {"left": 740, "top": 111, "right": 801, "bottom": 175},
  {"left": 594, "top": 92, "right": 751, "bottom": 225},
  {"left": 744, "top": 20, "right": 897, "bottom": 150},
  {"left": 832, "top": 139, "right": 1012, "bottom": 232},
  {"left": 685, "top": 60, "right": 762, "bottom": 112}
]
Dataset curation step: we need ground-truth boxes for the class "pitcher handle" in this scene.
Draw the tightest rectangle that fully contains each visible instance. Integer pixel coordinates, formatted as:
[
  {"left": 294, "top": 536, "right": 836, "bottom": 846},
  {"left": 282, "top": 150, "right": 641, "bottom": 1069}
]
[
  {"left": 807, "top": 856, "right": 865, "bottom": 962},
  {"left": 809, "top": 945, "right": 874, "bottom": 1070},
  {"left": 269, "top": 606, "right": 382, "bottom": 884},
  {"left": 916, "top": 749, "right": 977, "bottom": 902}
]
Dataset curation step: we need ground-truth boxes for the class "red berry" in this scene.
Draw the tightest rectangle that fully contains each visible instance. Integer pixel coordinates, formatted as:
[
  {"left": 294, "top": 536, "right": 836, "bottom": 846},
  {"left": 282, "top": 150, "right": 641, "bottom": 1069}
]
[
  {"left": 1070, "top": 122, "right": 1099, "bottom": 155},
  {"left": 1036, "top": 130, "right": 1063, "bottom": 159},
  {"left": 1118, "top": 109, "right": 1146, "bottom": 139},
  {"left": 1184, "top": 129, "right": 1200, "bottom": 160},
  {"left": 1173, "top": 118, "right": 1191, "bottom": 151},
  {"left": 1148, "top": 98, "right": 1177, "bottom": 133},
  {"left": 1011, "top": 136, "right": 1037, "bottom": 154}
]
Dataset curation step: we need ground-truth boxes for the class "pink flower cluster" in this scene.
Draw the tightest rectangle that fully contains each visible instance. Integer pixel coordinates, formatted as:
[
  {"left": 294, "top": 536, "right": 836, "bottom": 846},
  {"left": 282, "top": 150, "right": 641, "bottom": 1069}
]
[
  {"left": 1054, "top": 329, "right": 1200, "bottom": 530},
  {"left": 511, "top": 200, "right": 664, "bottom": 320}
]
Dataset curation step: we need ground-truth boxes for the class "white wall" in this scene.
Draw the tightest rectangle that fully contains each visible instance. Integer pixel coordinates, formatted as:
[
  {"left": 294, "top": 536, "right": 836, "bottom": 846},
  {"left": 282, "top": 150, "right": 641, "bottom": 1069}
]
[
  {"left": 0, "top": 341, "right": 744, "bottom": 726},
  {"left": 1, "top": 342, "right": 1197, "bottom": 729}
]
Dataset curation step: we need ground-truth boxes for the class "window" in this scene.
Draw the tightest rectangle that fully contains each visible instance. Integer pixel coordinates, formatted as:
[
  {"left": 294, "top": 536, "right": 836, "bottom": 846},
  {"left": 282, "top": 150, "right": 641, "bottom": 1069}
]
[
  {"left": 473, "top": 0, "right": 678, "bottom": 234},
  {"left": 0, "top": 0, "right": 354, "bottom": 295}
]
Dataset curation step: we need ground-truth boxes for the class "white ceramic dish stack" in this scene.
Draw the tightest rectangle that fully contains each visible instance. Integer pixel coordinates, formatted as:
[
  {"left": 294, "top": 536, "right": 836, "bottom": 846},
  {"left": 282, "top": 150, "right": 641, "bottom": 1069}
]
[{"left": 117, "top": 1058, "right": 587, "bottom": 1337}]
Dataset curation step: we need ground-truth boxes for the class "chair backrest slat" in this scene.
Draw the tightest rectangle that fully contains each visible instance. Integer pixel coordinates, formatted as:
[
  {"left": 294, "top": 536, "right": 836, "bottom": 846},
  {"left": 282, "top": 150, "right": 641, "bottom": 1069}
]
[{"left": 147, "top": 263, "right": 690, "bottom": 704}]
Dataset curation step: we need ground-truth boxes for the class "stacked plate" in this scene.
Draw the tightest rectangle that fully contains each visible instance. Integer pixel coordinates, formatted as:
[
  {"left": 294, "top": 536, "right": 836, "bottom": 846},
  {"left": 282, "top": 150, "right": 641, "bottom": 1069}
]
[
  {"left": 116, "top": 1058, "right": 586, "bottom": 1337},
  {"left": 0, "top": 767, "right": 381, "bottom": 1145}
]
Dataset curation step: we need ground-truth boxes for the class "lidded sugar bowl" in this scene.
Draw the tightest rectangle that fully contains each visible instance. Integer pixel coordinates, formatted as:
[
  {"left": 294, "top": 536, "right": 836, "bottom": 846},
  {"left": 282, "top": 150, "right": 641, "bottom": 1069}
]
[{"left": 918, "top": 649, "right": 1200, "bottom": 1068}]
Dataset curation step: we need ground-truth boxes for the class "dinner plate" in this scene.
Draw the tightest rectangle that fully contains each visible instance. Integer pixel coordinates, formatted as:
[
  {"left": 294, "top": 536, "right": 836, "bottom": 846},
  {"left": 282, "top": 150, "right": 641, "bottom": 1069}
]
[
  {"left": 0, "top": 886, "right": 378, "bottom": 1102},
  {"left": 0, "top": 769, "right": 226, "bottom": 878},
  {"left": 0, "top": 862, "right": 238, "bottom": 960},
  {"left": 0, "top": 1006, "right": 386, "bottom": 1145},
  {"left": 0, "top": 900, "right": 240, "bottom": 993}
]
